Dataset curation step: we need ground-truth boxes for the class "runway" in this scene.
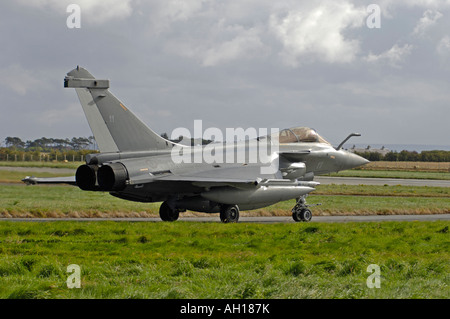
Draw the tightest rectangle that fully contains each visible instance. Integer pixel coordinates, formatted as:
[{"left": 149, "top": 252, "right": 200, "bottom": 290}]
[
  {"left": 315, "top": 176, "right": 450, "bottom": 187},
  {"left": 2, "top": 214, "right": 449, "bottom": 223}
]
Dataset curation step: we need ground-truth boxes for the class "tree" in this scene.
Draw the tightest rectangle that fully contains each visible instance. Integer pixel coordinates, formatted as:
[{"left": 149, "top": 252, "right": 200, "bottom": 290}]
[
  {"left": 88, "top": 136, "right": 97, "bottom": 150},
  {"left": 4, "top": 137, "right": 25, "bottom": 149},
  {"left": 384, "top": 151, "right": 398, "bottom": 161},
  {"left": 367, "top": 152, "right": 382, "bottom": 161},
  {"left": 71, "top": 137, "right": 90, "bottom": 150}
]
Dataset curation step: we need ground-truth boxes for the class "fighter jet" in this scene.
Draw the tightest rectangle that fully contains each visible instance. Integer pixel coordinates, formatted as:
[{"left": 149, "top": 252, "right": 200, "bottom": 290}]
[{"left": 23, "top": 67, "right": 369, "bottom": 223}]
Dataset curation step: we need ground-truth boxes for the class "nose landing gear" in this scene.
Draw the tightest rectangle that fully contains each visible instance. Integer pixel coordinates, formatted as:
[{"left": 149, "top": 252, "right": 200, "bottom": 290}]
[{"left": 292, "top": 195, "right": 321, "bottom": 222}]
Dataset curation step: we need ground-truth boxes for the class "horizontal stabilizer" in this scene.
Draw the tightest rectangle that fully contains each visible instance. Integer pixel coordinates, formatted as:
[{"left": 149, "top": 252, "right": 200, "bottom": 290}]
[{"left": 22, "top": 176, "right": 76, "bottom": 186}]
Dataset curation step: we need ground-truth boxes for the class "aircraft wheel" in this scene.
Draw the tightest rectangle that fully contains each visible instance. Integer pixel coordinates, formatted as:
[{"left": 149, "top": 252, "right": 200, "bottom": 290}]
[
  {"left": 292, "top": 210, "right": 300, "bottom": 222},
  {"left": 300, "top": 208, "right": 312, "bottom": 222},
  {"left": 220, "top": 205, "right": 240, "bottom": 223},
  {"left": 292, "top": 208, "right": 312, "bottom": 222},
  {"left": 159, "top": 201, "right": 179, "bottom": 222}
]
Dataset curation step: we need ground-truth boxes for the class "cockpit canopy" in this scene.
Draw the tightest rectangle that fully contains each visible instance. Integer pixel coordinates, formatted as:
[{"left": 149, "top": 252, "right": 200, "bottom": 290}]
[{"left": 272, "top": 127, "right": 330, "bottom": 144}]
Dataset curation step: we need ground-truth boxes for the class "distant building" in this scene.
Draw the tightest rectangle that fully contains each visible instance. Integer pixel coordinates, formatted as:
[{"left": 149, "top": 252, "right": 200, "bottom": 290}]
[{"left": 347, "top": 145, "right": 391, "bottom": 156}]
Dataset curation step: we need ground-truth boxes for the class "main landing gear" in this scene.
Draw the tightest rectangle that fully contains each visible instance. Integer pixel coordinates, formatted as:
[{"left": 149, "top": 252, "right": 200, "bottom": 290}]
[
  {"left": 159, "top": 201, "right": 180, "bottom": 222},
  {"left": 220, "top": 204, "right": 240, "bottom": 223},
  {"left": 292, "top": 195, "right": 320, "bottom": 222},
  {"left": 159, "top": 201, "right": 240, "bottom": 223}
]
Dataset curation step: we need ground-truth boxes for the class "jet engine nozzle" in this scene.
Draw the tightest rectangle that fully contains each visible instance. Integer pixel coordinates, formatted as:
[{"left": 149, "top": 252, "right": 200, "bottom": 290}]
[
  {"left": 97, "top": 163, "right": 128, "bottom": 191},
  {"left": 75, "top": 164, "right": 97, "bottom": 191}
]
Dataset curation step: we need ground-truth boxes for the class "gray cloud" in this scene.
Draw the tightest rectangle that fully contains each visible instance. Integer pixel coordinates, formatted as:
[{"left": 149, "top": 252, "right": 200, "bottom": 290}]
[{"left": 0, "top": 0, "right": 449, "bottom": 147}]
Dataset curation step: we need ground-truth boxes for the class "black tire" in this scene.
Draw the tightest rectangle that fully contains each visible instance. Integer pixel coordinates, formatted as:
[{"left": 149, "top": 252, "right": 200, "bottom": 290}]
[
  {"left": 159, "top": 201, "right": 179, "bottom": 222},
  {"left": 292, "top": 208, "right": 312, "bottom": 222},
  {"left": 300, "top": 208, "right": 312, "bottom": 222},
  {"left": 220, "top": 205, "right": 240, "bottom": 223}
]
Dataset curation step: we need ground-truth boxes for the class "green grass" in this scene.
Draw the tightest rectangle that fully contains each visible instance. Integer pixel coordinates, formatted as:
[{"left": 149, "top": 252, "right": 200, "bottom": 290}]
[
  {"left": 0, "top": 185, "right": 159, "bottom": 217},
  {"left": 261, "top": 195, "right": 450, "bottom": 216},
  {"left": 315, "top": 184, "right": 450, "bottom": 198},
  {"left": 0, "top": 161, "right": 82, "bottom": 169},
  {"left": 327, "top": 169, "right": 450, "bottom": 180},
  {"left": 0, "top": 221, "right": 448, "bottom": 299},
  {"left": 0, "top": 170, "right": 74, "bottom": 184},
  {"left": 0, "top": 184, "right": 449, "bottom": 217}
]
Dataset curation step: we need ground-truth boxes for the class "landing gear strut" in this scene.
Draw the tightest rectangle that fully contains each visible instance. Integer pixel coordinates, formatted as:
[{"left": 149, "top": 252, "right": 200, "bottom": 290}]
[
  {"left": 292, "top": 195, "right": 320, "bottom": 222},
  {"left": 159, "top": 201, "right": 180, "bottom": 222},
  {"left": 220, "top": 204, "right": 240, "bottom": 223}
]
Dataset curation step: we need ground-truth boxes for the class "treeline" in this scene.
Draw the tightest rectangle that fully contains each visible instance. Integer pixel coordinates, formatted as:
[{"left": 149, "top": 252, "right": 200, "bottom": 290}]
[
  {"left": 354, "top": 150, "right": 450, "bottom": 162},
  {"left": 3, "top": 136, "right": 97, "bottom": 151},
  {"left": 2, "top": 136, "right": 449, "bottom": 163},
  {"left": 1, "top": 136, "right": 98, "bottom": 162},
  {"left": 0, "top": 148, "right": 97, "bottom": 162}
]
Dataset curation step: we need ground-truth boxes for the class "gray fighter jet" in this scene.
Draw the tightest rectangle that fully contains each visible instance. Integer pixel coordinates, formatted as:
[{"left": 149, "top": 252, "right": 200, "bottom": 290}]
[{"left": 23, "top": 67, "right": 369, "bottom": 223}]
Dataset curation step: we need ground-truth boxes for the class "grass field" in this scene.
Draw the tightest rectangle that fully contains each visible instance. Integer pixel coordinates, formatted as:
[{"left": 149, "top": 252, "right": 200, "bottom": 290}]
[
  {"left": 0, "top": 161, "right": 83, "bottom": 169},
  {"left": 0, "top": 184, "right": 449, "bottom": 218},
  {"left": 363, "top": 161, "right": 450, "bottom": 172},
  {"left": 0, "top": 164, "right": 448, "bottom": 300},
  {"left": 0, "top": 165, "right": 449, "bottom": 218},
  {"left": 0, "top": 221, "right": 448, "bottom": 299},
  {"left": 0, "top": 170, "right": 74, "bottom": 184},
  {"left": 329, "top": 169, "right": 450, "bottom": 180}
]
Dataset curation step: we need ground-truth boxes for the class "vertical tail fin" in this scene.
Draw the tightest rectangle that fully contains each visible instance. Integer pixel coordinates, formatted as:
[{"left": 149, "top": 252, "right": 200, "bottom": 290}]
[{"left": 64, "top": 66, "right": 173, "bottom": 153}]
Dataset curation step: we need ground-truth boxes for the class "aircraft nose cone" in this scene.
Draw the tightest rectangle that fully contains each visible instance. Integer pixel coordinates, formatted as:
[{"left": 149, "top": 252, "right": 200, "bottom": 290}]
[{"left": 342, "top": 152, "right": 370, "bottom": 170}]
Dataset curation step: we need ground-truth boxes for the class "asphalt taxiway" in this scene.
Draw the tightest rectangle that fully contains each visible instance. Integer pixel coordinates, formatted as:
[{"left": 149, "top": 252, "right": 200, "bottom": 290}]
[
  {"left": 2, "top": 214, "right": 449, "bottom": 223},
  {"left": 315, "top": 176, "right": 450, "bottom": 187}
]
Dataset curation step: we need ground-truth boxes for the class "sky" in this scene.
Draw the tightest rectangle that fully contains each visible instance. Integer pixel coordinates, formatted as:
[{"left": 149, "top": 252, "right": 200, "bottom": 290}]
[{"left": 1, "top": 0, "right": 449, "bottom": 148}]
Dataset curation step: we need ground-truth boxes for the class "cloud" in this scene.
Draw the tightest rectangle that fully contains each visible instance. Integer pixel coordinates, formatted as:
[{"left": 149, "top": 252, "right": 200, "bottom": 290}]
[
  {"left": 365, "top": 43, "right": 414, "bottom": 68},
  {"left": 141, "top": 0, "right": 209, "bottom": 34},
  {"left": 377, "top": 0, "right": 450, "bottom": 18},
  {"left": 15, "top": 0, "right": 133, "bottom": 24},
  {"left": 155, "top": 0, "right": 207, "bottom": 22},
  {"left": 201, "top": 27, "right": 267, "bottom": 66},
  {"left": 3, "top": 0, "right": 450, "bottom": 146},
  {"left": 0, "top": 64, "right": 44, "bottom": 95},
  {"left": 164, "top": 23, "right": 268, "bottom": 67},
  {"left": 36, "top": 103, "right": 84, "bottom": 127},
  {"left": 437, "top": 35, "right": 450, "bottom": 56},
  {"left": 269, "top": 2, "right": 366, "bottom": 66},
  {"left": 412, "top": 9, "right": 443, "bottom": 36}
]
